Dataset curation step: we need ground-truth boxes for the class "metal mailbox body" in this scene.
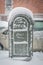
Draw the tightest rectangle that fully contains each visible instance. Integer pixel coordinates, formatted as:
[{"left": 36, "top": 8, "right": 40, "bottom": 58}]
[{"left": 8, "top": 7, "right": 33, "bottom": 60}]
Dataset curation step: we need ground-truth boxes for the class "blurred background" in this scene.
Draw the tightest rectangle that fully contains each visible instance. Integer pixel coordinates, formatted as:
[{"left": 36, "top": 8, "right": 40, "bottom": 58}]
[{"left": 0, "top": 0, "right": 43, "bottom": 51}]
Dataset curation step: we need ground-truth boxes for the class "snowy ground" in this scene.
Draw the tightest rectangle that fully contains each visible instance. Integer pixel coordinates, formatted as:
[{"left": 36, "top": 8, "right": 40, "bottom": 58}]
[{"left": 0, "top": 50, "right": 43, "bottom": 65}]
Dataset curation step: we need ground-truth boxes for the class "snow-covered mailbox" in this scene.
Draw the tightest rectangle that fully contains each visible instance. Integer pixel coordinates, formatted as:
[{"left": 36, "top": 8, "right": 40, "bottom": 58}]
[{"left": 8, "top": 7, "right": 33, "bottom": 60}]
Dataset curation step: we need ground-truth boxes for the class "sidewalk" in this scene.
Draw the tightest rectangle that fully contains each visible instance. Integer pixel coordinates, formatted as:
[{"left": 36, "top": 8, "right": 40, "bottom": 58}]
[{"left": 0, "top": 50, "right": 43, "bottom": 65}]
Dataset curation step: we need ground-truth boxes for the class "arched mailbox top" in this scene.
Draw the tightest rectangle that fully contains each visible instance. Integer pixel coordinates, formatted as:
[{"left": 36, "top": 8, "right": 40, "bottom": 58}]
[
  {"left": 8, "top": 7, "right": 33, "bottom": 58},
  {"left": 8, "top": 7, "right": 33, "bottom": 25}
]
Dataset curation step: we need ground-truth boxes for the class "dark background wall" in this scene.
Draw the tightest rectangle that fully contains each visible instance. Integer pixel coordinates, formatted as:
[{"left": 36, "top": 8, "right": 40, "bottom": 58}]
[
  {"left": 0, "top": 0, "right": 5, "bottom": 14},
  {"left": 13, "top": 0, "right": 43, "bottom": 13},
  {"left": 0, "top": 0, "right": 43, "bottom": 14}
]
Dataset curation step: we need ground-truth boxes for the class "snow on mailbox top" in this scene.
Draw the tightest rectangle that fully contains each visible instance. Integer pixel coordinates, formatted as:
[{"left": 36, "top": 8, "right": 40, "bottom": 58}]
[{"left": 8, "top": 7, "right": 33, "bottom": 25}]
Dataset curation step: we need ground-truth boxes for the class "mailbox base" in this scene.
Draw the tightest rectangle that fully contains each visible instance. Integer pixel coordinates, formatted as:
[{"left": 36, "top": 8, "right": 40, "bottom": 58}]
[{"left": 11, "top": 56, "right": 32, "bottom": 61}]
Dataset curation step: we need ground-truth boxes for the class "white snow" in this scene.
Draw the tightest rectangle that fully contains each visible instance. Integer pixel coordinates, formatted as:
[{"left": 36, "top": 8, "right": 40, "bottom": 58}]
[
  {"left": 0, "top": 51, "right": 43, "bottom": 65},
  {"left": 8, "top": 7, "right": 33, "bottom": 25},
  {"left": 0, "top": 21, "right": 8, "bottom": 27},
  {"left": 0, "top": 21, "right": 8, "bottom": 33}
]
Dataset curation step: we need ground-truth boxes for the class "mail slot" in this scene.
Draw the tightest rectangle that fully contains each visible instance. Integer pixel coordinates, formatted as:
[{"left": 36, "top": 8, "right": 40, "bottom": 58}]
[{"left": 8, "top": 7, "right": 33, "bottom": 60}]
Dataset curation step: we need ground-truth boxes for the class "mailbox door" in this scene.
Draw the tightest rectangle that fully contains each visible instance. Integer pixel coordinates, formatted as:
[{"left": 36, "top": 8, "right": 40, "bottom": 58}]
[{"left": 12, "top": 16, "right": 30, "bottom": 57}]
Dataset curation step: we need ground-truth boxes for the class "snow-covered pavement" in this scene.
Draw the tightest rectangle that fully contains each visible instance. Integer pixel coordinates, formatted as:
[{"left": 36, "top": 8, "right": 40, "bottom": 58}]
[{"left": 0, "top": 50, "right": 43, "bottom": 65}]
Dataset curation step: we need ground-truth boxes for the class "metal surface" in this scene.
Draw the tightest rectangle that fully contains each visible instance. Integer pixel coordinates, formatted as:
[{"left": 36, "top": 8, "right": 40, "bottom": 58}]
[{"left": 8, "top": 7, "right": 33, "bottom": 60}]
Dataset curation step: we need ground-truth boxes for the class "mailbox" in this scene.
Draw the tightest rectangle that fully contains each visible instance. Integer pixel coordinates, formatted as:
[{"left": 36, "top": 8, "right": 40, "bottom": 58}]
[{"left": 8, "top": 7, "right": 33, "bottom": 60}]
